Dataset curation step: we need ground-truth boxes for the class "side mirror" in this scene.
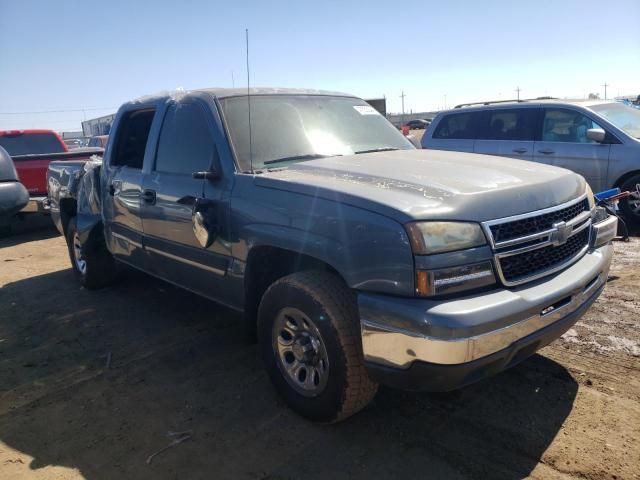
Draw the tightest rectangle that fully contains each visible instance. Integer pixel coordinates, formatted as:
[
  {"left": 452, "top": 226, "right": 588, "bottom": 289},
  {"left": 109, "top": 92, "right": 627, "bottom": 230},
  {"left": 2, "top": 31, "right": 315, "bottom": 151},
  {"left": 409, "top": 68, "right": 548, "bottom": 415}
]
[
  {"left": 586, "top": 128, "right": 606, "bottom": 143},
  {"left": 406, "top": 134, "right": 421, "bottom": 149},
  {"left": 191, "top": 197, "right": 220, "bottom": 248},
  {"left": 192, "top": 167, "right": 220, "bottom": 181}
]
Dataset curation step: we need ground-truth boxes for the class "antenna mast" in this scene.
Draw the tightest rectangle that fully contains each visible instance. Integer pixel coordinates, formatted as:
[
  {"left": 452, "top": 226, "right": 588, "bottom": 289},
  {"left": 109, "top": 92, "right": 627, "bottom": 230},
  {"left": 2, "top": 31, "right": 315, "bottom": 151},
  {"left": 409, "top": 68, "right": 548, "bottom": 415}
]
[{"left": 246, "top": 28, "right": 253, "bottom": 172}]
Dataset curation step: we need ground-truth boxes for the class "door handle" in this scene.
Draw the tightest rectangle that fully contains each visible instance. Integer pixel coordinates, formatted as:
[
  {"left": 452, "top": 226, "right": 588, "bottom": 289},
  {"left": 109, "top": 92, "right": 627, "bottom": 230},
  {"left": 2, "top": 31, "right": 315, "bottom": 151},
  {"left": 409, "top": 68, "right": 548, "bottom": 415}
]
[
  {"left": 512, "top": 148, "right": 527, "bottom": 154},
  {"left": 141, "top": 189, "right": 156, "bottom": 204},
  {"left": 538, "top": 149, "right": 555, "bottom": 155}
]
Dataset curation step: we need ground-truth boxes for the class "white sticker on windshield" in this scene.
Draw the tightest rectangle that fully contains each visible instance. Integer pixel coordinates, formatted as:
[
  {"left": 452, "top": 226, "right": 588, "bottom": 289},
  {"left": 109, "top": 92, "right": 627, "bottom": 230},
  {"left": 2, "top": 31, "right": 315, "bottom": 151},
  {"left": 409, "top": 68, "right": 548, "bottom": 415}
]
[{"left": 353, "top": 105, "right": 379, "bottom": 115}]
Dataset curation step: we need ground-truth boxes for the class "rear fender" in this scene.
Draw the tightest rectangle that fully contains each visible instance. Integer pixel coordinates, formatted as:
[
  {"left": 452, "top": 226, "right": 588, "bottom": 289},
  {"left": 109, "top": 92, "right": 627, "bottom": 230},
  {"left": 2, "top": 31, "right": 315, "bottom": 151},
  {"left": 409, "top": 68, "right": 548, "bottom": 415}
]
[{"left": 75, "top": 160, "right": 103, "bottom": 243}]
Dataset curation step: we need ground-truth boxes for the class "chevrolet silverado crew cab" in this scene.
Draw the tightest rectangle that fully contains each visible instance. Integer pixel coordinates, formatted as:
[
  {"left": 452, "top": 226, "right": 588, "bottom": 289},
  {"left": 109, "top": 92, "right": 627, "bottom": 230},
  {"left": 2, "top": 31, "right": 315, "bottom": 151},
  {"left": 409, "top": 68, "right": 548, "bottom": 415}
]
[{"left": 47, "top": 88, "right": 617, "bottom": 423}]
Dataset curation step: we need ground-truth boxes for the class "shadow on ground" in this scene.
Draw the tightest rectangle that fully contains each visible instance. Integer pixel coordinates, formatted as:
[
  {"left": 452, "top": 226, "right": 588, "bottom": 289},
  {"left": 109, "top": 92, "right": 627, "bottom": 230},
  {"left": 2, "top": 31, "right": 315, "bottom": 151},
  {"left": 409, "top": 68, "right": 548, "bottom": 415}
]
[
  {"left": 0, "top": 214, "right": 59, "bottom": 248},
  {"left": 0, "top": 267, "right": 578, "bottom": 479}
]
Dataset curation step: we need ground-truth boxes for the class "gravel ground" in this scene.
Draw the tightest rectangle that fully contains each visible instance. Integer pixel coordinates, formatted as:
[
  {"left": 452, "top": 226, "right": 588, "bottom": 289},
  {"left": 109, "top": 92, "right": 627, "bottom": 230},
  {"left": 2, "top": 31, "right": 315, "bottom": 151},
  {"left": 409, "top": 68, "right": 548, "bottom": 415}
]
[{"left": 0, "top": 221, "right": 638, "bottom": 480}]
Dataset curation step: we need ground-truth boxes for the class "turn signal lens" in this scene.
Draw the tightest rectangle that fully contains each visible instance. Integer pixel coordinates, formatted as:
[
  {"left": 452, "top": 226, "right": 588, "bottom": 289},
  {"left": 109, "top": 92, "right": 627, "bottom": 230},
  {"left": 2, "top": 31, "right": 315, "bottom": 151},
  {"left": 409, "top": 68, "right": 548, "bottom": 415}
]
[
  {"left": 416, "top": 261, "right": 496, "bottom": 297},
  {"left": 416, "top": 271, "right": 431, "bottom": 297}
]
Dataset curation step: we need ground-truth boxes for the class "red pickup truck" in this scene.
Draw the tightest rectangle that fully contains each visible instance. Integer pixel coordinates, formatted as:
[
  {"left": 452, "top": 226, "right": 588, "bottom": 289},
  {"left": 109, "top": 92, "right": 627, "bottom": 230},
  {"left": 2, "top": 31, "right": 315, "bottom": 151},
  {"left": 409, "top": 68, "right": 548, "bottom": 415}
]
[{"left": 0, "top": 129, "right": 102, "bottom": 214}]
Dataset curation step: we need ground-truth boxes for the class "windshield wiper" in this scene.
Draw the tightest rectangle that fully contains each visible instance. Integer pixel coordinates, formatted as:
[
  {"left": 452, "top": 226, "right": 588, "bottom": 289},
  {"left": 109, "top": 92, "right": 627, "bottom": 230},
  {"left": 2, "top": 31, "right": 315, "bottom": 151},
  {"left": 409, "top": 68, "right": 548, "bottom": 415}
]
[
  {"left": 263, "top": 153, "right": 340, "bottom": 165},
  {"left": 354, "top": 147, "right": 400, "bottom": 154}
]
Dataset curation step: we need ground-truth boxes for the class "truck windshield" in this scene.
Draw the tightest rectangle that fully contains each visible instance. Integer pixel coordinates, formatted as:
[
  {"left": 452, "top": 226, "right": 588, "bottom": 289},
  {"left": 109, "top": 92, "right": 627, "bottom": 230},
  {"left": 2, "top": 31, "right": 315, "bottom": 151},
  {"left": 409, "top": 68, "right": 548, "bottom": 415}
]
[
  {"left": 219, "top": 95, "right": 413, "bottom": 171},
  {"left": 590, "top": 103, "right": 640, "bottom": 139},
  {"left": 0, "top": 132, "right": 66, "bottom": 156}
]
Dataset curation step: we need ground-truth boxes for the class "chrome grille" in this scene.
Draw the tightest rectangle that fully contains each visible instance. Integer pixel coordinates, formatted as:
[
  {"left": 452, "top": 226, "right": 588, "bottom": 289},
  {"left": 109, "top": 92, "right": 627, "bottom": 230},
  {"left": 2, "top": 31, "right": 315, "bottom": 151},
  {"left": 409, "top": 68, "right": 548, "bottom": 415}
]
[
  {"left": 490, "top": 199, "right": 590, "bottom": 243},
  {"left": 499, "top": 228, "right": 590, "bottom": 283},
  {"left": 483, "top": 195, "right": 592, "bottom": 286}
]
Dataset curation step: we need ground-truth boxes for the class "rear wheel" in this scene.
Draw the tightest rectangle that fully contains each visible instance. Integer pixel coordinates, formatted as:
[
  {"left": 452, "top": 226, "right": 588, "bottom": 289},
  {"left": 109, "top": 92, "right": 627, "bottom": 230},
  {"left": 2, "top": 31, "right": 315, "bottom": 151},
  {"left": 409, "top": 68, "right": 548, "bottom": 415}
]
[
  {"left": 619, "top": 174, "right": 640, "bottom": 228},
  {"left": 66, "top": 217, "right": 117, "bottom": 289},
  {"left": 258, "top": 271, "right": 378, "bottom": 423}
]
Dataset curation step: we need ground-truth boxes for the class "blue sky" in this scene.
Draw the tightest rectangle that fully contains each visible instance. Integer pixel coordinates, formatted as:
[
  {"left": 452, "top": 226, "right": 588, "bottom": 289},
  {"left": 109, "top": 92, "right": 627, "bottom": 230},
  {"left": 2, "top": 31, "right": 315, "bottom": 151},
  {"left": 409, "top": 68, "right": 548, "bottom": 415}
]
[{"left": 1, "top": 0, "right": 639, "bottom": 131}]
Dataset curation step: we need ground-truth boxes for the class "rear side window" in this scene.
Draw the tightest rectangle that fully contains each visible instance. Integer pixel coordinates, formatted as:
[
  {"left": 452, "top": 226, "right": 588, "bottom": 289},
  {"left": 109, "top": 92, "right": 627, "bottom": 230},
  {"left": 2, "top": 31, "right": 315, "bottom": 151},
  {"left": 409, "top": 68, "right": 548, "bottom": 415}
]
[
  {"left": 478, "top": 108, "right": 538, "bottom": 141},
  {"left": 0, "top": 132, "right": 65, "bottom": 156},
  {"left": 111, "top": 109, "right": 156, "bottom": 169},
  {"left": 433, "top": 112, "right": 477, "bottom": 139},
  {"left": 542, "top": 109, "right": 604, "bottom": 143},
  {"left": 154, "top": 103, "right": 216, "bottom": 175}
]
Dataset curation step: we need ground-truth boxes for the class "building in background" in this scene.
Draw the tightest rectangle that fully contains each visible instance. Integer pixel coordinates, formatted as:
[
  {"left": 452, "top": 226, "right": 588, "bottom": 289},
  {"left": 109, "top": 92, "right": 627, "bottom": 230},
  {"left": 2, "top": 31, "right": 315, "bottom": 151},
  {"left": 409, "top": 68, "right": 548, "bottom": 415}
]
[
  {"left": 60, "top": 131, "right": 84, "bottom": 139},
  {"left": 82, "top": 113, "right": 115, "bottom": 136}
]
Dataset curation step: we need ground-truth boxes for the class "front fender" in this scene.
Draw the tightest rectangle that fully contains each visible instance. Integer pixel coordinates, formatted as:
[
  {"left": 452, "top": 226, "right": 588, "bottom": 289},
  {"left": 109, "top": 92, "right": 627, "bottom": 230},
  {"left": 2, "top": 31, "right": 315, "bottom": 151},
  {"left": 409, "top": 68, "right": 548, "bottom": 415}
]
[{"left": 241, "top": 219, "right": 414, "bottom": 296}]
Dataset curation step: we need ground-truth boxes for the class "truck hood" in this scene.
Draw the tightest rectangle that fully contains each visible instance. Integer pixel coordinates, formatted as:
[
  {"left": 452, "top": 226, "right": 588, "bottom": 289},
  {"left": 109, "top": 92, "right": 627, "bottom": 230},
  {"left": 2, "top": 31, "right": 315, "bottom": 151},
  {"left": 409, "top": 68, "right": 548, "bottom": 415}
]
[{"left": 254, "top": 149, "right": 586, "bottom": 222}]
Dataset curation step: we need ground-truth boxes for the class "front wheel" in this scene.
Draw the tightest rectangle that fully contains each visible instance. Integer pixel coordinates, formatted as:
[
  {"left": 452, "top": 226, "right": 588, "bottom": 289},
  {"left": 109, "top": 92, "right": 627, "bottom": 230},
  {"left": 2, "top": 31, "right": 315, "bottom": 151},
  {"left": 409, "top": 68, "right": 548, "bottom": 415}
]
[{"left": 258, "top": 271, "right": 378, "bottom": 423}]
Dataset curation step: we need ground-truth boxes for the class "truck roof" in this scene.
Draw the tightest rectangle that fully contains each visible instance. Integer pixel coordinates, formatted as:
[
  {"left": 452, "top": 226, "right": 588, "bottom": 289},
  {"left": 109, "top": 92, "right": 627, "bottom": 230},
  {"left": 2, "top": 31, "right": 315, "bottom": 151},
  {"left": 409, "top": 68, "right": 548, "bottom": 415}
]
[
  {"left": 130, "top": 87, "right": 356, "bottom": 104},
  {"left": 0, "top": 128, "right": 60, "bottom": 136}
]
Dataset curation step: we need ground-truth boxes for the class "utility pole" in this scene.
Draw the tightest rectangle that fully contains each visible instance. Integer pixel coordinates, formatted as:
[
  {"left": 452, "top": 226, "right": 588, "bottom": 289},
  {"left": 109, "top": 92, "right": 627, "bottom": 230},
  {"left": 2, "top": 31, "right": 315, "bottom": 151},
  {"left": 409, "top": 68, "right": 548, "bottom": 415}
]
[
  {"left": 515, "top": 86, "right": 521, "bottom": 101},
  {"left": 602, "top": 82, "right": 609, "bottom": 100},
  {"left": 400, "top": 91, "right": 406, "bottom": 125},
  {"left": 444, "top": 94, "right": 447, "bottom": 109}
]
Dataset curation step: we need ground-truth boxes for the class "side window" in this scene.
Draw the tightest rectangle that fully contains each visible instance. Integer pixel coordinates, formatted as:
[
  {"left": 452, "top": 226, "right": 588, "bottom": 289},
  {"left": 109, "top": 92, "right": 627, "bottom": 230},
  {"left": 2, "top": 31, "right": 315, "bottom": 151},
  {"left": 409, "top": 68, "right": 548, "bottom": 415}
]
[
  {"left": 542, "top": 109, "right": 603, "bottom": 143},
  {"left": 433, "top": 112, "right": 477, "bottom": 139},
  {"left": 111, "top": 109, "right": 156, "bottom": 168},
  {"left": 478, "top": 108, "right": 537, "bottom": 141},
  {"left": 155, "top": 103, "right": 216, "bottom": 175}
]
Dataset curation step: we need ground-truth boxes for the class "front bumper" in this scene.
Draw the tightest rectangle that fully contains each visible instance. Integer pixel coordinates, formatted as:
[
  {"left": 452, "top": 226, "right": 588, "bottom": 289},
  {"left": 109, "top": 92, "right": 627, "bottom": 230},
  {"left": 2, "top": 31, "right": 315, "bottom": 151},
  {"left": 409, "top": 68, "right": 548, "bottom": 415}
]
[
  {"left": 20, "top": 196, "right": 50, "bottom": 214},
  {"left": 359, "top": 243, "right": 613, "bottom": 391}
]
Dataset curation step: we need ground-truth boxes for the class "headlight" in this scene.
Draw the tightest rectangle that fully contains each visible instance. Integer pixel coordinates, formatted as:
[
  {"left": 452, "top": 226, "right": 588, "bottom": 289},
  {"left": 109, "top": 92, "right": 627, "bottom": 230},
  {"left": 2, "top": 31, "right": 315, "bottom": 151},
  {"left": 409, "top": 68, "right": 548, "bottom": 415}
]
[
  {"left": 406, "top": 221, "right": 487, "bottom": 255},
  {"left": 586, "top": 184, "right": 595, "bottom": 210}
]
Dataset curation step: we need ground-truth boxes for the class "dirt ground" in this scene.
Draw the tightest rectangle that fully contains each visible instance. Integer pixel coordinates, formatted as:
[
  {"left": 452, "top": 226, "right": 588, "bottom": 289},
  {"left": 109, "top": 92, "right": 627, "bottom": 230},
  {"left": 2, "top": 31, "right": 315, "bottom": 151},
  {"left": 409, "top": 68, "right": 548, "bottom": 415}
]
[{"left": 1, "top": 220, "right": 638, "bottom": 480}]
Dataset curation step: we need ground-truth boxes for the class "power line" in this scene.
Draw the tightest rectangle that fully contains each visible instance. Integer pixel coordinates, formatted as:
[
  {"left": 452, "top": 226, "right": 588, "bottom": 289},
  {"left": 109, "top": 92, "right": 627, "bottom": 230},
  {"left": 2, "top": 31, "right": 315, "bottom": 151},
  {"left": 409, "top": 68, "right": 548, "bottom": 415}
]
[{"left": 0, "top": 107, "right": 116, "bottom": 115}]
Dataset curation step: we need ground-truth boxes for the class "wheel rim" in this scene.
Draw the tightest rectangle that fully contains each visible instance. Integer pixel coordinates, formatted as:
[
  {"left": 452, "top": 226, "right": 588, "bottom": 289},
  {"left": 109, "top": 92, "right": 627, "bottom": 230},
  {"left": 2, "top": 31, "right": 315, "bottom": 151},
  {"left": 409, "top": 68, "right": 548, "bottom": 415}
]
[
  {"left": 72, "top": 232, "right": 87, "bottom": 275},
  {"left": 272, "top": 307, "right": 330, "bottom": 397}
]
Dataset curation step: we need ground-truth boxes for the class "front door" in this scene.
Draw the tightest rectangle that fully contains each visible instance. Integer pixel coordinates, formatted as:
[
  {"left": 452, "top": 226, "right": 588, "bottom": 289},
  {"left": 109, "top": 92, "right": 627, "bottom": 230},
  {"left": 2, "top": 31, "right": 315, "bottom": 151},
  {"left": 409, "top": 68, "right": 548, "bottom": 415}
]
[
  {"left": 140, "top": 100, "right": 232, "bottom": 302},
  {"left": 103, "top": 107, "right": 156, "bottom": 267},
  {"left": 534, "top": 108, "right": 611, "bottom": 191}
]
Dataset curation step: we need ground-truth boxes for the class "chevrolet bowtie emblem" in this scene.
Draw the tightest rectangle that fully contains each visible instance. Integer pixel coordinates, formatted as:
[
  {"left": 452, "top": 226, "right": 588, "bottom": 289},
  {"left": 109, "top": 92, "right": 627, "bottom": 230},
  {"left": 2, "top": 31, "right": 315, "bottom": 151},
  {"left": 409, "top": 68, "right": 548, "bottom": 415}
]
[{"left": 550, "top": 221, "right": 573, "bottom": 246}]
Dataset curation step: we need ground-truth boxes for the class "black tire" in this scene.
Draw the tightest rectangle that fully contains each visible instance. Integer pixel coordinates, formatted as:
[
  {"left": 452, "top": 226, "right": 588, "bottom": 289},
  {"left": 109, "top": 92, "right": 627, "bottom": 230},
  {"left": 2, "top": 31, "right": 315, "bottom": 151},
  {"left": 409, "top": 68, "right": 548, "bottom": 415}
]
[
  {"left": 66, "top": 217, "right": 117, "bottom": 289},
  {"left": 0, "top": 224, "right": 11, "bottom": 238},
  {"left": 258, "top": 271, "right": 378, "bottom": 423},
  {"left": 619, "top": 174, "right": 640, "bottom": 228}
]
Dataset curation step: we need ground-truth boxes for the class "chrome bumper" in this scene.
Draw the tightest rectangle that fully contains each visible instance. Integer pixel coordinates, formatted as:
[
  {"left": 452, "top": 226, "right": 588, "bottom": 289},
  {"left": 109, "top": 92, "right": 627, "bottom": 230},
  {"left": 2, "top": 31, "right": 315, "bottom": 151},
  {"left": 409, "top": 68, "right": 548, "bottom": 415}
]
[
  {"left": 591, "top": 214, "right": 617, "bottom": 248},
  {"left": 20, "top": 196, "right": 49, "bottom": 213},
  {"left": 360, "top": 244, "right": 613, "bottom": 368}
]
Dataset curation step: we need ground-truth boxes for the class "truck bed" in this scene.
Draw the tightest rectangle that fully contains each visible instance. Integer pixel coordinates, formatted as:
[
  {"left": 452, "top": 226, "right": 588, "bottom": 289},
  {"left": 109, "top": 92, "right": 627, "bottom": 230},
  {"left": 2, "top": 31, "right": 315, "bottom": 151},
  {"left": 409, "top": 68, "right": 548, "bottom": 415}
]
[{"left": 14, "top": 148, "right": 103, "bottom": 196}]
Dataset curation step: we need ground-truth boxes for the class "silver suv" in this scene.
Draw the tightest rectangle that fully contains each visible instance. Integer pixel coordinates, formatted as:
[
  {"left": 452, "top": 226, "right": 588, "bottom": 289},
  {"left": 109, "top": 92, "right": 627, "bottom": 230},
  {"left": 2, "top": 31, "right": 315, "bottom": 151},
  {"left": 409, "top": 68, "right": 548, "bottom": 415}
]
[{"left": 422, "top": 99, "right": 640, "bottom": 226}]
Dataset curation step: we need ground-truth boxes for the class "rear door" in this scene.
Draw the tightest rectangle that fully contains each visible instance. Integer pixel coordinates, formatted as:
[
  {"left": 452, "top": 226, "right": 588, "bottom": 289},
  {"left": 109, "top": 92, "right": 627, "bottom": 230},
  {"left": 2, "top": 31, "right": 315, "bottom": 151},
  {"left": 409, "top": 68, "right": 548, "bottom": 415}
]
[
  {"left": 102, "top": 107, "right": 157, "bottom": 267},
  {"left": 474, "top": 107, "right": 538, "bottom": 161},
  {"left": 534, "top": 107, "right": 611, "bottom": 191},
  {"left": 140, "top": 99, "right": 233, "bottom": 302},
  {"left": 423, "top": 111, "right": 479, "bottom": 152}
]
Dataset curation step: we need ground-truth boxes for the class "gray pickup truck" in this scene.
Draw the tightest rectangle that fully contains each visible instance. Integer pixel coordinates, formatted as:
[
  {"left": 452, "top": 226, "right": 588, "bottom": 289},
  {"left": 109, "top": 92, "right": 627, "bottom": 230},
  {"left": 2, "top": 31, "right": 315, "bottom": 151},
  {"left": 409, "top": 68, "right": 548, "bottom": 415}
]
[{"left": 47, "top": 88, "right": 618, "bottom": 423}]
